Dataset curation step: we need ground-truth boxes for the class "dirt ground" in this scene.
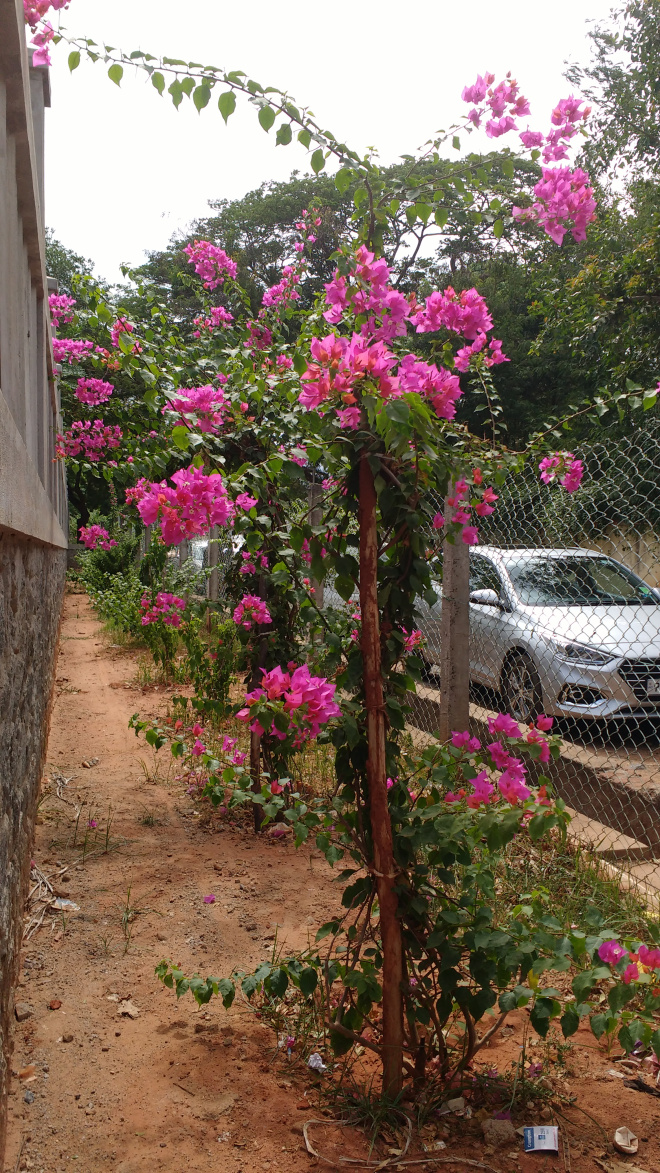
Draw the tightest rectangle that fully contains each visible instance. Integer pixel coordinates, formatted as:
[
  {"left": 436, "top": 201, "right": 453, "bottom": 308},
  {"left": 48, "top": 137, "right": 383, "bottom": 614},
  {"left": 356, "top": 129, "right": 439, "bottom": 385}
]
[{"left": 5, "top": 591, "right": 660, "bottom": 1173}]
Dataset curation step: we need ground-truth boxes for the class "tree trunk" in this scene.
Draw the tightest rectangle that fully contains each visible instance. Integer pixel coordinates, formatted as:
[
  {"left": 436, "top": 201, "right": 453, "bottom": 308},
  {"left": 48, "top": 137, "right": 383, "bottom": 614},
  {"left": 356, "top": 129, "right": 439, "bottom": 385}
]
[
  {"left": 438, "top": 490, "right": 470, "bottom": 742},
  {"left": 358, "top": 453, "right": 404, "bottom": 1097},
  {"left": 307, "top": 479, "right": 324, "bottom": 610}
]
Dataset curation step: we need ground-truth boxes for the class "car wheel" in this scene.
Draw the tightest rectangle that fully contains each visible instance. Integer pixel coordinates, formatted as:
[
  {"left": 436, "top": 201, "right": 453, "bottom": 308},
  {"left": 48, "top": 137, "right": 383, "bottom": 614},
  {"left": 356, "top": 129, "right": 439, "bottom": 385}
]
[{"left": 502, "top": 653, "right": 543, "bottom": 724}]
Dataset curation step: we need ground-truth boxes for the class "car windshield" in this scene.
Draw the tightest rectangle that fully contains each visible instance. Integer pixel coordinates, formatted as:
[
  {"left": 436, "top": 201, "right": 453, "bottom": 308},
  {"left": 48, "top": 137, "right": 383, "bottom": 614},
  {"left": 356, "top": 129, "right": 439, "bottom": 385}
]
[{"left": 504, "top": 555, "right": 659, "bottom": 607}]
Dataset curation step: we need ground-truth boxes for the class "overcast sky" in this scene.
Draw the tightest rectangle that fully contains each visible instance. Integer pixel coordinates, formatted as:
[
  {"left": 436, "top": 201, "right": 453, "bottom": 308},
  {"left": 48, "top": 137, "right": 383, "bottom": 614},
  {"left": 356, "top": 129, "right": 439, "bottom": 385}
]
[{"left": 43, "top": 0, "right": 617, "bottom": 283}]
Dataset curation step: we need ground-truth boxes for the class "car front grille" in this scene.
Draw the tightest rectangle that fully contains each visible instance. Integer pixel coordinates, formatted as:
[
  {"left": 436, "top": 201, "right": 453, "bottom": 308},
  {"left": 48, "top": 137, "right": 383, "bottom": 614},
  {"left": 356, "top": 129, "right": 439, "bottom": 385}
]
[{"left": 618, "top": 657, "right": 660, "bottom": 702}]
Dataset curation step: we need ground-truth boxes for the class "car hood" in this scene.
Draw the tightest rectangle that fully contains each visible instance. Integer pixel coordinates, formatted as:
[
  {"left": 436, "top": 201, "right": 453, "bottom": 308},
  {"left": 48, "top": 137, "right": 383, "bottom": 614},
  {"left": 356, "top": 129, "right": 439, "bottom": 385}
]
[{"left": 519, "top": 605, "right": 660, "bottom": 659}]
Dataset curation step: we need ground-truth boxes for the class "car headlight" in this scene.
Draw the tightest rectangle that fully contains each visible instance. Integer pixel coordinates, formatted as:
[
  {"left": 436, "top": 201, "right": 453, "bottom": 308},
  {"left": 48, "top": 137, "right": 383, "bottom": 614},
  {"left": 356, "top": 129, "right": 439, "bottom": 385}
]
[{"left": 548, "top": 639, "right": 615, "bottom": 667}]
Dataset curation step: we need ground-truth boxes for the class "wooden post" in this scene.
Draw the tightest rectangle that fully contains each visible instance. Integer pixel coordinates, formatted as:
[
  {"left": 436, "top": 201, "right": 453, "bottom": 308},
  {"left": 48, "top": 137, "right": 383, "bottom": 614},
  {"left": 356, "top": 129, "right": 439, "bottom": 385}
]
[
  {"left": 178, "top": 538, "right": 189, "bottom": 567},
  {"left": 250, "top": 572, "right": 268, "bottom": 833},
  {"left": 438, "top": 491, "right": 470, "bottom": 742},
  {"left": 358, "top": 453, "right": 404, "bottom": 1097}
]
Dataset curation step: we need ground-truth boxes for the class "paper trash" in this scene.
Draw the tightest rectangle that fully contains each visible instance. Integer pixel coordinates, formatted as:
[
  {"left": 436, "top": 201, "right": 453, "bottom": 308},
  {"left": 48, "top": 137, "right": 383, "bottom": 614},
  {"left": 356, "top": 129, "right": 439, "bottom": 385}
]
[{"left": 524, "top": 1126, "right": 559, "bottom": 1152}]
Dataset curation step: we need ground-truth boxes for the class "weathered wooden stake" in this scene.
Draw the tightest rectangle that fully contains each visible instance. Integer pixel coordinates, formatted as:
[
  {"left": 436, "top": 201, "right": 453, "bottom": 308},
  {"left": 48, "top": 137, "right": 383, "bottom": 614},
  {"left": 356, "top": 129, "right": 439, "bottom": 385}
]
[{"left": 358, "top": 453, "right": 404, "bottom": 1097}]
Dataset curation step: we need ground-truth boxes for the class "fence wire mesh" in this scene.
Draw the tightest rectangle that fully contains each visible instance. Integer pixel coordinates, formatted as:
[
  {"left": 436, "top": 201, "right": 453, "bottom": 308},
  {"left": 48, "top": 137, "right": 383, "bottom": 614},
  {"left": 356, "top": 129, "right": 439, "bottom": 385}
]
[{"left": 409, "top": 419, "right": 660, "bottom": 894}]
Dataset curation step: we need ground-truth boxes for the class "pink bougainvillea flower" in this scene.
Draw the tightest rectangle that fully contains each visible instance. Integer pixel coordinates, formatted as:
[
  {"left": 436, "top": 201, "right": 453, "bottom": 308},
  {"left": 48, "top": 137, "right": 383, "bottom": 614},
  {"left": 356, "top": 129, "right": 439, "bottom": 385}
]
[
  {"left": 451, "top": 730, "right": 481, "bottom": 752},
  {"left": 535, "top": 715, "right": 553, "bottom": 731},
  {"left": 233, "top": 595, "right": 272, "bottom": 630},
  {"left": 639, "top": 945, "right": 660, "bottom": 969},
  {"left": 79, "top": 524, "right": 117, "bottom": 551},
  {"left": 184, "top": 240, "right": 237, "bottom": 290},
  {"left": 488, "top": 713, "right": 521, "bottom": 738},
  {"left": 192, "top": 740, "right": 206, "bottom": 757},
  {"left": 598, "top": 940, "right": 628, "bottom": 965},
  {"left": 235, "top": 492, "right": 258, "bottom": 511},
  {"left": 466, "top": 770, "right": 495, "bottom": 808},
  {"left": 461, "top": 526, "right": 479, "bottom": 545},
  {"left": 623, "top": 963, "right": 639, "bottom": 984},
  {"left": 129, "top": 464, "right": 234, "bottom": 544},
  {"left": 203, "top": 894, "right": 216, "bottom": 904},
  {"left": 539, "top": 452, "right": 584, "bottom": 493},
  {"left": 57, "top": 421, "right": 122, "bottom": 463},
  {"left": 432, "top": 512, "right": 444, "bottom": 529},
  {"left": 75, "top": 377, "right": 115, "bottom": 406}
]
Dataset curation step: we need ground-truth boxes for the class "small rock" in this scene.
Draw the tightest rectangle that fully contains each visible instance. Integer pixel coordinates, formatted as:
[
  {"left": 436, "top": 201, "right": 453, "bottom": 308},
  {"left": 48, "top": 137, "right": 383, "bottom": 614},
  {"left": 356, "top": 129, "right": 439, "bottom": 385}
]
[
  {"left": 49, "top": 999, "right": 62, "bottom": 1011},
  {"left": 222, "top": 1038, "right": 233, "bottom": 1047},
  {"left": 82, "top": 758, "right": 100, "bottom": 768},
  {"left": 24, "top": 1090, "right": 35, "bottom": 1104},
  {"left": 62, "top": 1034, "right": 74, "bottom": 1044},
  {"left": 14, "top": 1003, "right": 33, "bottom": 1022},
  {"left": 101, "top": 1046, "right": 110, "bottom": 1052},
  {"left": 117, "top": 1000, "right": 139, "bottom": 1019},
  {"left": 156, "top": 932, "right": 167, "bottom": 942},
  {"left": 482, "top": 1118, "right": 516, "bottom": 1147}
]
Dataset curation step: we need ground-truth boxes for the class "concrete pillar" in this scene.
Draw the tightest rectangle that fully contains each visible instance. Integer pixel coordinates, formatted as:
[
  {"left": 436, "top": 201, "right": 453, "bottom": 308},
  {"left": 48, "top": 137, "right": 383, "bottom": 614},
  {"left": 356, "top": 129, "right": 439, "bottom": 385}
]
[{"left": 438, "top": 492, "right": 470, "bottom": 741}]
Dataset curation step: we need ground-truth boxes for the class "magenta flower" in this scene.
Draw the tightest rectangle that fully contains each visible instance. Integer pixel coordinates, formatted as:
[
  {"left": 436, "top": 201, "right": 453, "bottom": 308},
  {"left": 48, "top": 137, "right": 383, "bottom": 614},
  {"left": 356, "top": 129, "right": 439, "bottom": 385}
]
[
  {"left": 203, "top": 894, "right": 216, "bottom": 904},
  {"left": 235, "top": 493, "right": 258, "bottom": 511},
  {"left": 623, "top": 963, "right": 639, "bottom": 984},
  {"left": 129, "top": 464, "right": 234, "bottom": 544},
  {"left": 75, "top": 377, "right": 114, "bottom": 406},
  {"left": 79, "top": 525, "right": 117, "bottom": 551},
  {"left": 432, "top": 512, "right": 444, "bottom": 529},
  {"left": 166, "top": 385, "right": 229, "bottom": 434},
  {"left": 233, "top": 595, "right": 272, "bottom": 630},
  {"left": 598, "top": 940, "right": 628, "bottom": 965},
  {"left": 57, "top": 421, "right": 122, "bottom": 463},
  {"left": 488, "top": 713, "right": 521, "bottom": 738},
  {"left": 451, "top": 730, "right": 481, "bottom": 752},
  {"left": 192, "top": 740, "right": 206, "bottom": 757},
  {"left": 639, "top": 945, "right": 660, "bottom": 969},
  {"left": 184, "top": 240, "right": 237, "bottom": 290}
]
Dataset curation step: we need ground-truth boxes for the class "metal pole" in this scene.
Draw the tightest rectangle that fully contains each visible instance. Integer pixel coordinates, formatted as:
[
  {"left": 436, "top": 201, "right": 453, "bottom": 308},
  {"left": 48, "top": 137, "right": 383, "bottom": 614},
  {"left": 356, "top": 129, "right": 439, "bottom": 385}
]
[{"left": 438, "top": 491, "right": 470, "bottom": 742}]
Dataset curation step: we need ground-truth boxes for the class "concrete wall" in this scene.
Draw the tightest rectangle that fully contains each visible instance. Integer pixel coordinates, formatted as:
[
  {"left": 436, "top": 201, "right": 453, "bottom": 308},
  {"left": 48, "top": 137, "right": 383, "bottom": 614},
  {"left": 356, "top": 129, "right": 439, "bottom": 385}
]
[{"left": 0, "top": 0, "right": 68, "bottom": 1160}]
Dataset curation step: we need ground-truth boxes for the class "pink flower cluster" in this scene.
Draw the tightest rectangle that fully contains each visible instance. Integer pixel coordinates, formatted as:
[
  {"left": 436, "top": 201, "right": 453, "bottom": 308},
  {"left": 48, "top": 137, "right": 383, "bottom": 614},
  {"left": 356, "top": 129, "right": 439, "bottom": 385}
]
[
  {"left": 262, "top": 266, "right": 301, "bottom": 308},
  {"left": 75, "top": 377, "right": 114, "bottom": 406},
  {"left": 24, "top": 0, "right": 67, "bottom": 28},
  {"left": 598, "top": 939, "right": 660, "bottom": 985},
  {"left": 233, "top": 594, "right": 272, "bottom": 629},
  {"left": 513, "top": 167, "right": 596, "bottom": 245},
  {"left": 444, "top": 713, "right": 554, "bottom": 808},
  {"left": 461, "top": 72, "right": 531, "bottom": 136},
  {"left": 140, "top": 592, "right": 186, "bottom": 628},
  {"left": 78, "top": 524, "right": 117, "bottom": 551},
  {"left": 166, "top": 384, "right": 229, "bottom": 433},
  {"left": 110, "top": 318, "right": 141, "bottom": 352},
  {"left": 56, "top": 420, "right": 122, "bottom": 462},
  {"left": 128, "top": 463, "right": 234, "bottom": 545},
  {"left": 300, "top": 249, "right": 506, "bottom": 425},
  {"left": 240, "top": 551, "right": 269, "bottom": 575},
  {"left": 184, "top": 240, "right": 238, "bottom": 290},
  {"left": 244, "top": 320, "right": 273, "bottom": 351},
  {"left": 192, "top": 305, "right": 234, "bottom": 337},
  {"left": 48, "top": 293, "right": 75, "bottom": 330},
  {"left": 53, "top": 338, "right": 94, "bottom": 364},
  {"left": 539, "top": 452, "right": 584, "bottom": 493},
  {"left": 436, "top": 477, "right": 499, "bottom": 546},
  {"left": 237, "top": 664, "right": 340, "bottom": 745},
  {"left": 402, "top": 628, "right": 424, "bottom": 652}
]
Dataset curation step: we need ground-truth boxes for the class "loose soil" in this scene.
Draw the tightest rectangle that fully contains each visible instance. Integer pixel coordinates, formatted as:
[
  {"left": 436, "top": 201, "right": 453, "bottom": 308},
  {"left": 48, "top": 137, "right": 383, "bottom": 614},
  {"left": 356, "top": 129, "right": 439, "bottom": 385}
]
[{"left": 5, "top": 591, "right": 660, "bottom": 1173}]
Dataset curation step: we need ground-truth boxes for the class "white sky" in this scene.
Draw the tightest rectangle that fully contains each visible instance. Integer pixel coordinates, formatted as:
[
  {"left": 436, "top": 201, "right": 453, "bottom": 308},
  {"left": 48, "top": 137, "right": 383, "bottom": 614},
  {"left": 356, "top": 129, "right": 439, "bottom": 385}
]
[{"left": 44, "top": 0, "right": 617, "bottom": 283}]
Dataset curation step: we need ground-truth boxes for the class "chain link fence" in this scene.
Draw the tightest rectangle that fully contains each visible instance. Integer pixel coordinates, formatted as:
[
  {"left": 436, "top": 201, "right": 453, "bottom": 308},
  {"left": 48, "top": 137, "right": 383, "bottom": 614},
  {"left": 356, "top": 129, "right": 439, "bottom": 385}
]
[{"left": 409, "top": 418, "right": 660, "bottom": 894}]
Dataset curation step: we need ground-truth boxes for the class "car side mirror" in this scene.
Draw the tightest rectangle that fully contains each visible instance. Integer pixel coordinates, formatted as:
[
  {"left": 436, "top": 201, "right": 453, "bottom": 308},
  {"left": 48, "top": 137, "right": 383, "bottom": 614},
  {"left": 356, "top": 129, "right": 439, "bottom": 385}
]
[{"left": 469, "top": 588, "right": 501, "bottom": 607}]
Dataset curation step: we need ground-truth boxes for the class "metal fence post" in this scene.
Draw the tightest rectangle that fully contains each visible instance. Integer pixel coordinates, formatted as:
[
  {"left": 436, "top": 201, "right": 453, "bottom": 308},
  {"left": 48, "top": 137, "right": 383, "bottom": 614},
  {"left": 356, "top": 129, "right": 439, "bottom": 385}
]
[{"left": 438, "top": 494, "right": 470, "bottom": 741}]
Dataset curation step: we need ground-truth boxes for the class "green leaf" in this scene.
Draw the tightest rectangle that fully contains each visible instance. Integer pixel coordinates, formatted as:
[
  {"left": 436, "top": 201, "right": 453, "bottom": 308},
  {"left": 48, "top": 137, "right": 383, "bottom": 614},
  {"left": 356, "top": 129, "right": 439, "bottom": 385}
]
[
  {"left": 435, "top": 207, "right": 449, "bottom": 228},
  {"left": 493, "top": 218, "right": 504, "bottom": 239},
  {"left": 311, "top": 148, "right": 325, "bottom": 174},
  {"left": 193, "top": 84, "right": 211, "bottom": 111},
  {"left": 452, "top": 135, "right": 460, "bottom": 150},
  {"left": 590, "top": 1012, "right": 607, "bottom": 1040},
  {"left": 151, "top": 71, "right": 165, "bottom": 95},
  {"left": 643, "top": 391, "right": 658, "bottom": 410},
  {"left": 502, "top": 157, "right": 515, "bottom": 178},
  {"left": 297, "top": 128, "right": 312, "bottom": 148},
  {"left": 107, "top": 63, "right": 123, "bottom": 86},
  {"left": 218, "top": 90, "right": 236, "bottom": 123},
  {"left": 335, "top": 168, "right": 352, "bottom": 195},
  {"left": 560, "top": 1003, "right": 579, "bottom": 1038},
  {"left": 68, "top": 50, "right": 81, "bottom": 71},
  {"left": 168, "top": 80, "right": 184, "bottom": 109},
  {"left": 217, "top": 978, "right": 235, "bottom": 1009},
  {"left": 258, "top": 105, "right": 276, "bottom": 132},
  {"left": 275, "top": 122, "right": 292, "bottom": 146},
  {"left": 329, "top": 1028, "right": 354, "bottom": 1056},
  {"left": 299, "top": 967, "right": 318, "bottom": 997},
  {"left": 293, "top": 351, "right": 308, "bottom": 375},
  {"left": 266, "top": 966, "right": 288, "bottom": 998},
  {"left": 171, "top": 426, "right": 190, "bottom": 451}
]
